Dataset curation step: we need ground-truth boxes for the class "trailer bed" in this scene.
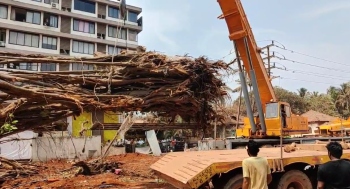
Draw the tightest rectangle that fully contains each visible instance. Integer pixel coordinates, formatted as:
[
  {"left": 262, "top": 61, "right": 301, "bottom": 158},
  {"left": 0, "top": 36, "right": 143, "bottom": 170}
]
[{"left": 150, "top": 148, "right": 350, "bottom": 189}]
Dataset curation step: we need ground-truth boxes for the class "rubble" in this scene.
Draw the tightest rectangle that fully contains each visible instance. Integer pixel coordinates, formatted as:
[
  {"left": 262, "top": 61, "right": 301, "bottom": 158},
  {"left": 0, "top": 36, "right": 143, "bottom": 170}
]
[
  {"left": 0, "top": 157, "right": 38, "bottom": 183},
  {"left": 284, "top": 142, "right": 297, "bottom": 153},
  {"left": 1, "top": 153, "right": 175, "bottom": 188}
]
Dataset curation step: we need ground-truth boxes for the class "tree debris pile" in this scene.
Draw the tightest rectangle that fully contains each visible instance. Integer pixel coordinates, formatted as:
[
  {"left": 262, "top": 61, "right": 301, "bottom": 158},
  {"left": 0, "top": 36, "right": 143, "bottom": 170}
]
[
  {"left": 61, "top": 160, "right": 121, "bottom": 177},
  {"left": 0, "top": 50, "right": 229, "bottom": 137},
  {"left": 56, "top": 153, "right": 160, "bottom": 179},
  {"left": 1, "top": 153, "right": 174, "bottom": 189},
  {"left": 0, "top": 157, "right": 38, "bottom": 184}
]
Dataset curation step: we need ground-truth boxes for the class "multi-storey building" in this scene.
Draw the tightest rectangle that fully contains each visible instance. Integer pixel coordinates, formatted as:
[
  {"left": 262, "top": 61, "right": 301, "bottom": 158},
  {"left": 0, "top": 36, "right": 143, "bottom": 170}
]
[
  {"left": 0, "top": 0, "right": 142, "bottom": 143},
  {"left": 0, "top": 0, "right": 142, "bottom": 71}
]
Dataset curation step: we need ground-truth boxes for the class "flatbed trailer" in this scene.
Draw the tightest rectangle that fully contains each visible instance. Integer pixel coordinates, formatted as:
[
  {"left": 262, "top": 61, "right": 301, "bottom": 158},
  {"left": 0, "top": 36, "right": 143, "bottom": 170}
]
[
  {"left": 226, "top": 137, "right": 350, "bottom": 149},
  {"left": 150, "top": 146, "right": 350, "bottom": 189}
]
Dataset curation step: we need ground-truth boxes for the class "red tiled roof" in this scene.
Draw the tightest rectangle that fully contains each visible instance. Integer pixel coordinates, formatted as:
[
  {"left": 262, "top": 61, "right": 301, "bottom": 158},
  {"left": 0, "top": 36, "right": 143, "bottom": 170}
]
[{"left": 301, "top": 110, "right": 337, "bottom": 122}]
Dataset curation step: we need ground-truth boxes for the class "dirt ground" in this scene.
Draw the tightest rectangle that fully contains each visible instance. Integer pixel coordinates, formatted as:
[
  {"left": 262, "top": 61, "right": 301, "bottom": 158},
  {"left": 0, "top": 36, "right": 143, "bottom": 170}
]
[{"left": 1, "top": 153, "right": 176, "bottom": 189}]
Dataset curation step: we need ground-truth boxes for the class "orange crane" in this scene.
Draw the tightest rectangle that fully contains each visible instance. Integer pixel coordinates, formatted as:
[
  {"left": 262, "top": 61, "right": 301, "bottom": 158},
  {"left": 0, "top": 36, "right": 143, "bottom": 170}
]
[
  {"left": 150, "top": 1, "right": 350, "bottom": 188},
  {"left": 218, "top": 0, "right": 309, "bottom": 138},
  {"left": 217, "top": 1, "right": 350, "bottom": 149},
  {"left": 319, "top": 118, "right": 350, "bottom": 136}
]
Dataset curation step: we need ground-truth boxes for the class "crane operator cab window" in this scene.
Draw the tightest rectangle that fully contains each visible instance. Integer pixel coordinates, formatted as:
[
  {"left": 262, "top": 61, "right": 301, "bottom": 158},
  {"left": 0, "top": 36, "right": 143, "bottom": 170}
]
[
  {"left": 266, "top": 103, "right": 290, "bottom": 128},
  {"left": 265, "top": 102, "right": 278, "bottom": 119},
  {"left": 280, "top": 104, "right": 289, "bottom": 128}
]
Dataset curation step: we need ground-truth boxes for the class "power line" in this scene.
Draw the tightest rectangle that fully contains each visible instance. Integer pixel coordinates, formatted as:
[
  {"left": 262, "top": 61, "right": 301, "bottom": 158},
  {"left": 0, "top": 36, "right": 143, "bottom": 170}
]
[
  {"left": 259, "top": 40, "right": 350, "bottom": 72},
  {"left": 223, "top": 40, "right": 350, "bottom": 86},
  {"left": 274, "top": 44, "right": 350, "bottom": 67},
  {"left": 261, "top": 50, "right": 350, "bottom": 73},
  {"left": 279, "top": 68, "right": 350, "bottom": 81},
  {"left": 275, "top": 56, "right": 350, "bottom": 74},
  {"left": 279, "top": 77, "right": 343, "bottom": 85},
  {"left": 268, "top": 63, "right": 350, "bottom": 79}
]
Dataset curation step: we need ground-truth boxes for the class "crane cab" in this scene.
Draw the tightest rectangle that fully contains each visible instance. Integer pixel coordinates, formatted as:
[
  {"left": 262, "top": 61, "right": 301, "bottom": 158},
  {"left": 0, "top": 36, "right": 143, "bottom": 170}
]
[{"left": 236, "top": 102, "right": 309, "bottom": 138}]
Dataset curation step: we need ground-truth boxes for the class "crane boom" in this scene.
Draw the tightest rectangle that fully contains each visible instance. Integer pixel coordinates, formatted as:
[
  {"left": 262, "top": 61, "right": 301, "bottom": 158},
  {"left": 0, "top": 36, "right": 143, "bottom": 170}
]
[
  {"left": 218, "top": 0, "right": 276, "bottom": 105},
  {"left": 217, "top": 0, "right": 309, "bottom": 138}
]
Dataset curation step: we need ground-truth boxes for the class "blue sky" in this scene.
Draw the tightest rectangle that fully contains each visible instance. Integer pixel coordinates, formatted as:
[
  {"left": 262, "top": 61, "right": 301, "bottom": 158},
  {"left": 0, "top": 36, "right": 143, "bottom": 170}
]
[{"left": 126, "top": 0, "right": 350, "bottom": 100}]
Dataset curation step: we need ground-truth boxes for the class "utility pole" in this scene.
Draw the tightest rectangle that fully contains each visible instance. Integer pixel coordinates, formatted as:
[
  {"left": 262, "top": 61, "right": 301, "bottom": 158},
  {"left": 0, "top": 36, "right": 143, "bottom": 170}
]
[
  {"left": 214, "top": 104, "right": 217, "bottom": 139},
  {"left": 259, "top": 41, "right": 275, "bottom": 77},
  {"left": 267, "top": 46, "right": 271, "bottom": 76}
]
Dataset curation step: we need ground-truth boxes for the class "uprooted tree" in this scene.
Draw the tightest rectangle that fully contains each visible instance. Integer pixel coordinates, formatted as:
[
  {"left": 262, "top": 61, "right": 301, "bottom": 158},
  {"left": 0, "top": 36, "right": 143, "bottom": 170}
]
[{"left": 0, "top": 49, "right": 231, "bottom": 138}]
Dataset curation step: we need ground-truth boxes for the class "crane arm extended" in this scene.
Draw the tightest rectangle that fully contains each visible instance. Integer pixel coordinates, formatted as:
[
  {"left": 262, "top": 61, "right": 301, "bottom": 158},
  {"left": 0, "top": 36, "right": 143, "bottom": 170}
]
[{"left": 217, "top": 0, "right": 277, "bottom": 106}]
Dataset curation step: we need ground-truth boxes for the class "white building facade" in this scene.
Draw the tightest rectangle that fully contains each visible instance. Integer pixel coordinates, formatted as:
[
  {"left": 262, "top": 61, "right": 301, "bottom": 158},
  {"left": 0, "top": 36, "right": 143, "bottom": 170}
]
[
  {"left": 0, "top": 0, "right": 142, "bottom": 71},
  {"left": 0, "top": 1, "right": 142, "bottom": 158}
]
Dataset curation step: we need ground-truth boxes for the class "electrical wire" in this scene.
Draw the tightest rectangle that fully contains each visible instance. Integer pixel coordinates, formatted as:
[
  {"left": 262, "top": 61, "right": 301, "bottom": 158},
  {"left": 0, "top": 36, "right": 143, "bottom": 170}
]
[
  {"left": 274, "top": 44, "right": 350, "bottom": 67},
  {"left": 261, "top": 49, "right": 350, "bottom": 73},
  {"left": 279, "top": 68, "right": 350, "bottom": 81},
  {"left": 279, "top": 77, "right": 343, "bottom": 85},
  {"left": 259, "top": 40, "right": 350, "bottom": 73},
  {"left": 255, "top": 40, "right": 349, "bottom": 86},
  {"left": 228, "top": 40, "right": 350, "bottom": 85},
  {"left": 274, "top": 56, "right": 350, "bottom": 74},
  {"left": 267, "top": 62, "right": 350, "bottom": 79}
]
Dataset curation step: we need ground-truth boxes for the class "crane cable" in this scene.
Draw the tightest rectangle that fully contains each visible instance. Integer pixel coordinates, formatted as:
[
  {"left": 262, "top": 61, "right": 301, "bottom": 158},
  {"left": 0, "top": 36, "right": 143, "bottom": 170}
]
[{"left": 108, "top": 0, "right": 128, "bottom": 94}]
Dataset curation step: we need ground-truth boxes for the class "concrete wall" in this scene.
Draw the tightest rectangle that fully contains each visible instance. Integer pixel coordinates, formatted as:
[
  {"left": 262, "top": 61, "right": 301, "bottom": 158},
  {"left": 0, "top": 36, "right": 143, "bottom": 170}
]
[
  {"left": 0, "top": 131, "right": 36, "bottom": 160},
  {"left": 31, "top": 136, "right": 101, "bottom": 162},
  {"left": 309, "top": 122, "right": 324, "bottom": 134},
  {"left": 102, "top": 146, "right": 125, "bottom": 156}
]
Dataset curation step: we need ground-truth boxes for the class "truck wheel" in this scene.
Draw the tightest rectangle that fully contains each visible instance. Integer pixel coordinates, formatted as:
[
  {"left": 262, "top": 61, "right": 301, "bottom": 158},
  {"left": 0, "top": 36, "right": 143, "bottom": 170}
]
[
  {"left": 223, "top": 174, "right": 242, "bottom": 189},
  {"left": 277, "top": 170, "right": 312, "bottom": 189}
]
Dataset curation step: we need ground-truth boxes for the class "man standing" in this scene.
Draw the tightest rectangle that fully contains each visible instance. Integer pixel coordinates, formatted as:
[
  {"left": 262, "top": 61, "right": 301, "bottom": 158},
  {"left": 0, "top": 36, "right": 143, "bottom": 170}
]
[
  {"left": 317, "top": 141, "right": 350, "bottom": 189},
  {"left": 242, "top": 140, "right": 272, "bottom": 189}
]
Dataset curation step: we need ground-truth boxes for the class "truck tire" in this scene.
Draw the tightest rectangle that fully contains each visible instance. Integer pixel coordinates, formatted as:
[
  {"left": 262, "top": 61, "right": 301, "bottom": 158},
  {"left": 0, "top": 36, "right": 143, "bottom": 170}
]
[
  {"left": 277, "top": 170, "right": 312, "bottom": 189},
  {"left": 223, "top": 174, "right": 243, "bottom": 189}
]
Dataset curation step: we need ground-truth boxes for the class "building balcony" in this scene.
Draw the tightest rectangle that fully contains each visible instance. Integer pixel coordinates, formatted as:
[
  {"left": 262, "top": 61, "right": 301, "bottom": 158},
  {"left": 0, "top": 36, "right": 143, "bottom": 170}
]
[{"left": 2, "top": 0, "right": 142, "bottom": 32}]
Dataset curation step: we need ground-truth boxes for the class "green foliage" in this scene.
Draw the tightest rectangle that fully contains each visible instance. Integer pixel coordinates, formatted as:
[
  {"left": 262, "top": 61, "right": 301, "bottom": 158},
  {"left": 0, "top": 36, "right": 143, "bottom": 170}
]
[
  {"left": 274, "top": 87, "right": 307, "bottom": 114},
  {"left": 1, "top": 113, "right": 18, "bottom": 134},
  {"left": 231, "top": 86, "right": 340, "bottom": 117},
  {"left": 297, "top": 87, "right": 308, "bottom": 98},
  {"left": 327, "top": 82, "right": 350, "bottom": 119},
  {"left": 306, "top": 94, "right": 338, "bottom": 116}
]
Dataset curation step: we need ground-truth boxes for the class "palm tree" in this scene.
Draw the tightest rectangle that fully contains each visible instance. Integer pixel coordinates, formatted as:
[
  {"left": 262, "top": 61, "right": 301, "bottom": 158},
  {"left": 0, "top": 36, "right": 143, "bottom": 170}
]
[
  {"left": 326, "top": 86, "right": 343, "bottom": 117},
  {"left": 297, "top": 87, "right": 308, "bottom": 98},
  {"left": 333, "top": 83, "right": 350, "bottom": 118},
  {"left": 327, "top": 86, "right": 339, "bottom": 103},
  {"left": 311, "top": 91, "right": 319, "bottom": 97}
]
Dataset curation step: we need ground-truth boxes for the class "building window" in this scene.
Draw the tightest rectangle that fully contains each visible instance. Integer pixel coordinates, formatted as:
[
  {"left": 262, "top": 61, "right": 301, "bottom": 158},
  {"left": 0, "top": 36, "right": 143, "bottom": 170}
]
[
  {"left": 0, "top": 29, "right": 5, "bottom": 42},
  {"left": 41, "top": 63, "right": 56, "bottom": 71},
  {"left": 43, "top": 13, "right": 58, "bottom": 28},
  {"left": 73, "top": 19, "right": 95, "bottom": 34},
  {"left": 7, "top": 63, "right": 38, "bottom": 71},
  {"left": 128, "top": 30, "right": 138, "bottom": 42},
  {"left": 9, "top": 31, "right": 39, "bottom": 48},
  {"left": 26, "top": 11, "right": 41, "bottom": 24},
  {"left": 107, "top": 45, "right": 126, "bottom": 55},
  {"left": 128, "top": 11, "right": 138, "bottom": 22},
  {"left": 74, "top": 0, "right": 95, "bottom": 14},
  {"left": 108, "top": 6, "right": 119, "bottom": 19},
  {"left": 72, "top": 40, "right": 95, "bottom": 55},
  {"left": 72, "top": 63, "right": 94, "bottom": 71},
  {"left": 44, "top": 0, "right": 59, "bottom": 4},
  {"left": 42, "top": 36, "right": 57, "bottom": 50},
  {"left": 0, "top": 5, "right": 7, "bottom": 19},
  {"left": 20, "top": 63, "right": 38, "bottom": 71},
  {"left": 108, "top": 26, "right": 126, "bottom": 40},
  {"left": 0, "top": 64, "right": 3, "bottom": 68},
  {"left": 32, "top": 0, "right": 42, "bottom": 2},
  {"left": 11, "top": 8, "right": 41, "bottom": 25}
]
